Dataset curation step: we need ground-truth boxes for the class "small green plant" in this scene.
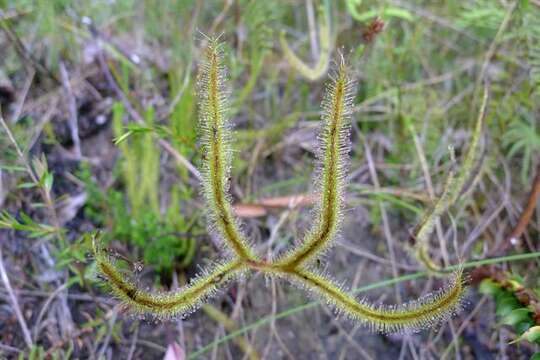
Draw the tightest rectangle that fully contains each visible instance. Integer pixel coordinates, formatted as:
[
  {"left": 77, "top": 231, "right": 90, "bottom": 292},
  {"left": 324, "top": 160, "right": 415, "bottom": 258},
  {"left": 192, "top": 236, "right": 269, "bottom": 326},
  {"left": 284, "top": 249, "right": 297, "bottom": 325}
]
[
  {"left": 502, "top": 117, "right": 540, "bottom": 184},
  {"left": 81, "top": 102, "right": 199, "bottom": 275},
  {"left": 92, "top": 37, "right": 467, "bottom": 333},
  {"left": 457, "top": 0, "right": 507, "bottom": 38},
  {"left": 479, "top": 272, "right": 540, "bottom": 358}
]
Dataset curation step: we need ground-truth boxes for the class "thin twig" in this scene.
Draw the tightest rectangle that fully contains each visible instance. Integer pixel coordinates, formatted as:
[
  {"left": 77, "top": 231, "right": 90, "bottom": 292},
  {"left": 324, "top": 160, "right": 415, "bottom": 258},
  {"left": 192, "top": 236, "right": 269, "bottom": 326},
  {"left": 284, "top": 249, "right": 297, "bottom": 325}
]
[
  {"left": 504, "top": 162, "right": 540, "bottom": 251},
  {"left": 0, "top": 114, "right": 64, "bottom": 241},
  {"left": 440, "top": 296, "right": 488, "bottom": 359},
  {"left": 306, "top": 0, "right": 319, "bottom": 59},
  {"left": 0, "top": 22, "right": 60, "bottom": 84},
  {"left": 475, "top": 1, "right": 517, "bottom": 92},
  {"left": 408, "top": 120, "right": 450, "bottom": 266},
  {"left": 360, "top": 131, "right": 401, "bottom": 302},
  {"left": 127, "top": 322, "right": 139, "bottom": 360},
  {"left": 0, "top": 248, "right": 33, "bottom": 349},
  {"left": 0, "top": 289, "right": 115, "bottom": 304},
  {"left": 323, "top": 307, "right": 375, "bottom": 360},
  {"left": 0, "top": 115, "right": 35, "bottom": 181},
  {"left": 0, "top": 342, "right": 23, "bottom": 355},
  {"left": 32, "top": 282, "right": 69, "bottom": 342},
  {"left": 59, "top": 62, "right": 82, "bottom": 158},
  {"left": 43, "top": 327, "right": 93, "bottom": 358},
  {"left": 203, "top": 305, "right": 260, "bottom": 360},
  {"left": 96, "top": 308, "right": 118, "bottom": 359},
  {"left": 463, "top": 159, "right": 511, "bottom": 256},
  {"left": 10, "top": 69, "right": 35, "bottom": 124},
  {"left": 96, "top": 50, "right": 202, "bottom": 180},
  {"left": 353, "top": 60, "right": 477, "bottom": 113},
  {"left": 337, "top": 240, "right": 417, "bottom": 271}
]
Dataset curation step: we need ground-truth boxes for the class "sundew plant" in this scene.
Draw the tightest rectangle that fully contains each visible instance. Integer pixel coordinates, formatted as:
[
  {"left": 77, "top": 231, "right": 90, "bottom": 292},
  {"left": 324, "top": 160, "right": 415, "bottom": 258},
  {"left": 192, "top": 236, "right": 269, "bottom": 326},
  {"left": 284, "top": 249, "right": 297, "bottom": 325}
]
[{"left": 92, "top": 37, "right": 478, "bottom": 333}]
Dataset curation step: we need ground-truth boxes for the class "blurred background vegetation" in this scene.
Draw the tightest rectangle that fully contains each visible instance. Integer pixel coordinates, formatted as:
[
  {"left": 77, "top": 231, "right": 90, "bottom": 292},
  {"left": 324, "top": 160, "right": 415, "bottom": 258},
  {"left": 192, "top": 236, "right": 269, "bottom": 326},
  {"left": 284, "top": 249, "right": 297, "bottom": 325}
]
[{"left": 0, "top": 0, "right": 539, "bottom": 359}]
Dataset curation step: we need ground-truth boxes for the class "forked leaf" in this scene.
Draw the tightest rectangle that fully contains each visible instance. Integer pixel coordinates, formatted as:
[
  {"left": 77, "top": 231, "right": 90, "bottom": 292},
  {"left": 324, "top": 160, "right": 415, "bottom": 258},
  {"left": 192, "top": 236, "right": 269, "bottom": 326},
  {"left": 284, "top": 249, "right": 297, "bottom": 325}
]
[{"left": 93, "top": 36, "right": 465, "bottom": 334}]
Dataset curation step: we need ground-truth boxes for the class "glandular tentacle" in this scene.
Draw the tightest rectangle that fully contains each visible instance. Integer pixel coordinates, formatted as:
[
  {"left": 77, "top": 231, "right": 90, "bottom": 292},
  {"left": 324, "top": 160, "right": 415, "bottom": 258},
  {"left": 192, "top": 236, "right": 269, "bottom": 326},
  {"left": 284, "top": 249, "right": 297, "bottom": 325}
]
[
  {"left": 197, "top": 37, "right": 258, "bottom": 261},
  {"left": 277, "top": 57, "right": 355, "bottom": 269}
]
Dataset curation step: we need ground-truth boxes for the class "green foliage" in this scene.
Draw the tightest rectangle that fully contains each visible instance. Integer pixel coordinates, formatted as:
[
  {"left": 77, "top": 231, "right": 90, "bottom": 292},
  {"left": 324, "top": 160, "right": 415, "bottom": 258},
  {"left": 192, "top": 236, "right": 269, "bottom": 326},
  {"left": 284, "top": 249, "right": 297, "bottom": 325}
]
[
  {"left": 0, "top": 211, "right": 57, "bottom": 238},
  {"left": 457, "top": 0, "right": 507, "bottom": 38},
  {"left": 81, "top": 168, "right": 198, "bottom": 275},
  {"left": 502, "top": 116, "right": 540, "bottom": 183},
  {"left": 479, "top": 277, "right": 540, "bottom": 356},
  {"left": 229, "top": 0, "right": 283, "bottom": 112},
  {"left": 527, "top": 10, "right": 540, "bottom": 99},
  {"left": 168, "top": 79, "right": 197, "bottom": 178},
  {"left": 346, "top": 0, "right": 413, "bottom": 22},
  {"left": 19, "top": 345, "right": 46, "bottom": 360},
  {"left": 79, "top": 102, "right": 200, "bottom": 274},
  {"left": 142, "top": 0, "right": 196, "bottom": 44},
  {"left": 0, "top": 144, "right": 63, "bottom": 241},
  {"left": 494, "top": 7, "right": 540, "bottom": 183},
  {"left": 115, "top": 103, "right": 160, "bottom": 216}
]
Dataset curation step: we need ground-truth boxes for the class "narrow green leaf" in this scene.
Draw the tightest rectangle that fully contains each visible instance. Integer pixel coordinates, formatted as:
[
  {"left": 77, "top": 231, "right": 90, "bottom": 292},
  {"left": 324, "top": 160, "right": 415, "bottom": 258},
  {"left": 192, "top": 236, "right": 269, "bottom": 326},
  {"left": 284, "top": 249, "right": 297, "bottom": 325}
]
[
  {"left": 501, "top": 308, "right": 532, "bottom": 326},
  {"left": 17, "top": 182, "right": 37, "bottom": 189},
  {"left": 44, "top": 172, "right": 54, "bottom": 193},
  {"left": 479, "top": 279, "right": 502, "bottom": 296},
  {"left": 496, "top": 295, "right": 521, "bottom": 317},
  {"left": 113, "top": 130, "right": 134, "bottom": 145}
]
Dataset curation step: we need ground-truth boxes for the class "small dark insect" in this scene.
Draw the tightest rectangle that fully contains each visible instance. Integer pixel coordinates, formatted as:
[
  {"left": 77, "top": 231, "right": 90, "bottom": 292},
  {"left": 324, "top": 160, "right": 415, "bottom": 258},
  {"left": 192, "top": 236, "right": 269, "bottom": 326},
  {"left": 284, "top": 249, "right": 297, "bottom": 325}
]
[{"left": 363, "top": 17, "right": 385, "bottom": 43}]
